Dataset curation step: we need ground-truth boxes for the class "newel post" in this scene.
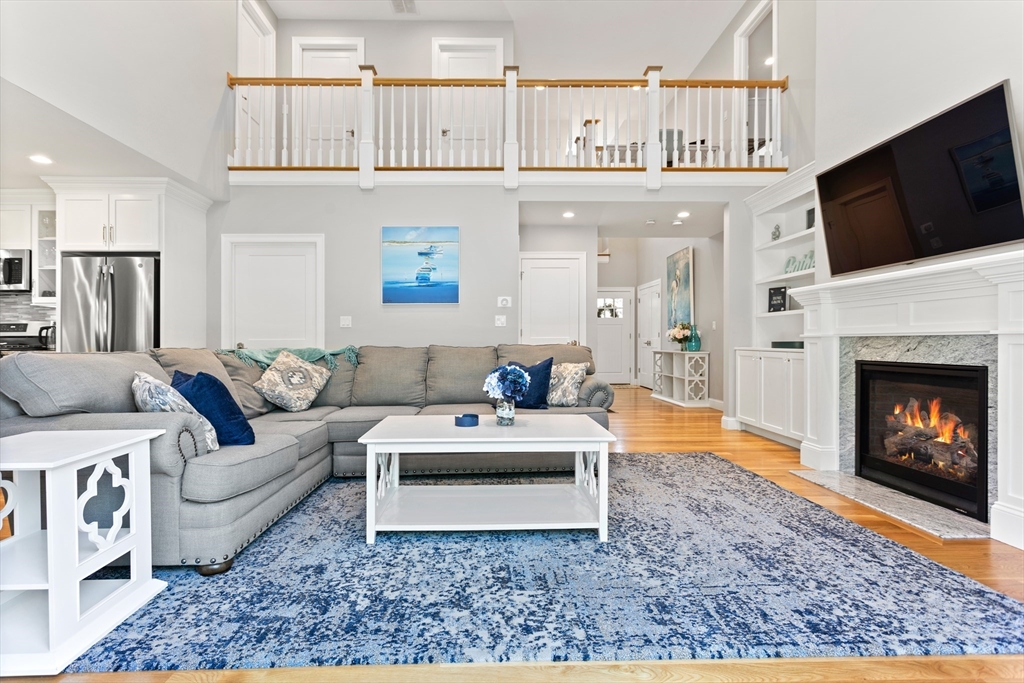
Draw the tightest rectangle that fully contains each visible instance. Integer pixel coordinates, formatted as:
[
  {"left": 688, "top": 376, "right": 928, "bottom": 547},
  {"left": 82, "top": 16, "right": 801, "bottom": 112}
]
[
  {"left": 358, "top": 64, "right": 377, "bottom": 189},
  {"left": 645, "top": 66, "right": 662, "bottom": 190},
  {"left": 503, "top": 66, "right": 519, "bottom": 190}
]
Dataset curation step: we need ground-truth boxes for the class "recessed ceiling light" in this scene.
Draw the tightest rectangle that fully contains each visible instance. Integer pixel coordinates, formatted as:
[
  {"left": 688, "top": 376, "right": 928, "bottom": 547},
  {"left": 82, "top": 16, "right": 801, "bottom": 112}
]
[
  {"left": 677, "top": 211, "right": 690, "bottom": 218},
  {"left": 645, "top": 219, "right": 656, "bottom": 225},
  {"left": 29, "top": 155, "right": 52, "bottom": 164},
  {"left": 672, "top": 220, "right": 683, "bottom": 226},
  {"left": 562, "top": 211, "right": 574, "bottom": 218},
  {"left": 764, "top": 56, "right": 775, "bottom": 66}
]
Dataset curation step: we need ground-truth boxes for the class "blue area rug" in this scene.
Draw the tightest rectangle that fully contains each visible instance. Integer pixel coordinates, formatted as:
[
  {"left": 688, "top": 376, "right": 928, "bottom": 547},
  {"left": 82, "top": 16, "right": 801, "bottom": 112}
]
[{"left": 67, "top": 453, "right": 1024, "bottom": 672}]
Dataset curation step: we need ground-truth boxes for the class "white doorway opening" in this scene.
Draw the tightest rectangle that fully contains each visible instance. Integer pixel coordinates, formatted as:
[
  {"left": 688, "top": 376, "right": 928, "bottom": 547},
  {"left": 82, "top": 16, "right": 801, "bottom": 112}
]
[
  {"left": 595, "top": 287, "right": 634, "bottom": 384},
  {"left": 519, "top": 252, "right": 587, "bottom": 346},
  {"left": 235, "top": 0, "right": 275, "bottom": 165},
  {"left": 636, "top": 279, "right": 661, "bottom": 389},
  {"left": 221, "top": 234, "right": 325, "bottom": 350}
]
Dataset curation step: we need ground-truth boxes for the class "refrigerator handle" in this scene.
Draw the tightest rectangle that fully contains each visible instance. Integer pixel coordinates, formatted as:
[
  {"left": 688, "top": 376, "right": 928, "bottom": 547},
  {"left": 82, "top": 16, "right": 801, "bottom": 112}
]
[
  {"left": 96, "top": 263, "right": 107, "bottom": 352},
  {"left": 106, "top": 262, "right": 116, "bottom": 352}
]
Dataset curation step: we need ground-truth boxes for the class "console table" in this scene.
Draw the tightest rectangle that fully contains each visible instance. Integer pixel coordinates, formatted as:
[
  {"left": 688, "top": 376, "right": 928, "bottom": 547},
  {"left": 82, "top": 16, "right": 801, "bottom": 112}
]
[
  {"left": 0, "top": 430, "right": 166, "bottom": 676},
  {"left": 651, "top": 350, "right": 710, "bottom": 407}
]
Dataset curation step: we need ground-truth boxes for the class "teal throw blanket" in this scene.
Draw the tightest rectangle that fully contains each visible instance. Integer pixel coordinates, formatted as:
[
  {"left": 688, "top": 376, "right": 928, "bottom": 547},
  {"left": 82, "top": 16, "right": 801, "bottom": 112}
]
[{"left": 217, "top": 346, "right": 358, "bottom": 372}]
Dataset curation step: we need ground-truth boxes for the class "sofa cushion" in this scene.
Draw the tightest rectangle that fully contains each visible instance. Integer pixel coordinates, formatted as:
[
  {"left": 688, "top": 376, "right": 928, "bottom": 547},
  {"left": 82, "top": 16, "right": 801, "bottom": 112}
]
[
  {"left": 497, "top": 344, "right": 596, "bottom": 375},
  {"left": 249, "top": 420, "right": 328, "bottom": 459},
  {"left": 254, "top": 351, "right": 332, "bottom": 412},
  {"left": 416, "top": 403, "right": 496, "bottom": 416},
  {"left": 311, "top": 356, "right": 356, "bottom": 409},
  {"left": 424, "top": 345, "right": 497, "bottom": 405},
  {"left": 0, "top": 390, "right": 25, "bottom": 419},
  {"left": 173, "top": 371, "right": 255, "bottom": 446},
  {"left": 0, "top": 352, "right": 170, "bottom": 417},
  {"left": 323, "top": 405, "right": 421, "bottom": 442},
  {"left": 351, "top": 346, "right": 428, "bottom": 407},
  {"left": 181, "top": 433, "right": 298, "bottom": 503},
  {"left": 249, "top": 406, "right": 341, "bottom": 423},
  {"left": 216, "top": 353, "right": 277, "bottom": 419},
  {"left": 150, "top": 348, "right": 243, "bottom": 409}
]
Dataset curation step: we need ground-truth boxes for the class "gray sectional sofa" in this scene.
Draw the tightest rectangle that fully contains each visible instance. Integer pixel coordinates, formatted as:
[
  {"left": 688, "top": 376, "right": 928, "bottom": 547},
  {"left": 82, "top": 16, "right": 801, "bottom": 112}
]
[{"left": 0, "top": 344, "right": 614, "bottom": 575}]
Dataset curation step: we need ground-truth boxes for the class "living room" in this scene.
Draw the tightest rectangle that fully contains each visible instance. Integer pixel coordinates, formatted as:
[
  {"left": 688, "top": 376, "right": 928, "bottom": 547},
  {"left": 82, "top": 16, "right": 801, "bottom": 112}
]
[{"left": 0, "top": 1, "right": 1022, "bottom": 681}]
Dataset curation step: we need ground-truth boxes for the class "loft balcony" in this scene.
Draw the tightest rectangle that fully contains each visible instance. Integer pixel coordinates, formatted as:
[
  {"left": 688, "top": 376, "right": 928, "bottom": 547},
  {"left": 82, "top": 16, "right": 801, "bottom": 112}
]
[{"left": 227, "top": 66, "right": 788, "bottom": 189}]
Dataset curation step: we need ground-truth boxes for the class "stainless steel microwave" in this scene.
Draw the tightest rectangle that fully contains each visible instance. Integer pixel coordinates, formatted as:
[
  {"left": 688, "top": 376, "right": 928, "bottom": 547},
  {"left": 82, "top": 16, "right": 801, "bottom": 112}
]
[{"left": 0, "top": 249, "right": 31, "bottom": 291}]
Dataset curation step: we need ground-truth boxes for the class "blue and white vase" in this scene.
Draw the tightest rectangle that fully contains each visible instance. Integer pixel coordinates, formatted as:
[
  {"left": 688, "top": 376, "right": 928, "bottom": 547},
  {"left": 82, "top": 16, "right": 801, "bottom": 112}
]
[{"left": 496, "top": 399, "right": 515, "bottom": 426}]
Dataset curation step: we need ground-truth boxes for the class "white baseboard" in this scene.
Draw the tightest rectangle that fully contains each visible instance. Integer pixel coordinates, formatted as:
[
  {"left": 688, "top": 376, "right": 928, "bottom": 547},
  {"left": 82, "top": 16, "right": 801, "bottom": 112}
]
[
  {"left": 721, "top": 415, "right": 742, "bottom": 430},
  {"left": 800, "top": 442, "right": 839, "bottom": 470},
  {"left": 990, "top": 502, "right": 1024, "bottom": 549},
  {"left": 741, "top": 423, "right": 802, "bottom": 449},
  {"left": 709, "top": 398, "right": 724, "bottom": 411}
]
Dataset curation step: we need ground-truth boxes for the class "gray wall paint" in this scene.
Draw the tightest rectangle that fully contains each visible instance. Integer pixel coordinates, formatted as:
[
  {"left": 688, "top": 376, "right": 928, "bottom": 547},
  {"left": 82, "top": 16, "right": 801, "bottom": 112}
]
[
  {"left": 518, "top": 224, "right": 598, "bottom": 349},
  {"left": 597, "top": 238, "right": 638, "bottom": 288},
  {"left": 277, "top": 20, "right": 514, "bottom": 77},
  {"left": 206, "top": 185, "right": 520, "bottom": 348},
  {"left": 636, "top": 236, "right": 725, "bottom": 402}
]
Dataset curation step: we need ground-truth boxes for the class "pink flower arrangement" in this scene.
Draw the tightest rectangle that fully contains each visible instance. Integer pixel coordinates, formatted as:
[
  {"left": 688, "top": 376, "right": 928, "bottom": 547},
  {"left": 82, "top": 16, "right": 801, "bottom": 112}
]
[{"left": 668, "top": 322, "right": 692, "bottom": 344}]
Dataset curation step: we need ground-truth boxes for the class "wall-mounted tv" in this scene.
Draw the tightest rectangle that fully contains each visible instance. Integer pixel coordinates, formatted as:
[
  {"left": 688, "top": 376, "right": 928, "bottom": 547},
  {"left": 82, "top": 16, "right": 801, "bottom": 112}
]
[{"left": 817, "top": 82, "right": 1024, "bottom": 277}]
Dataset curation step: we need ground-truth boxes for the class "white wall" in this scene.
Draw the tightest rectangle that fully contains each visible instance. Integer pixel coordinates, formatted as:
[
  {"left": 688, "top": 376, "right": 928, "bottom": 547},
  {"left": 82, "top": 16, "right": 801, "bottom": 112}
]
[
  {"left": 277, "top": 20, "right": 514, "bottom": 76},
  {"left": 636, "top": 236, "right": 725, "bottom": 402},
  {"left": 0, "top": 0, "right": 236, "bottom": 200},
  {"left": 597, "top": 238, "right": 638, "bottom": 288},
  {"left": 519, "top": 224, "right": 598, "bottom": 348},
  {"left": 206, "top": 185, "right": 520, "bottom": 348}
]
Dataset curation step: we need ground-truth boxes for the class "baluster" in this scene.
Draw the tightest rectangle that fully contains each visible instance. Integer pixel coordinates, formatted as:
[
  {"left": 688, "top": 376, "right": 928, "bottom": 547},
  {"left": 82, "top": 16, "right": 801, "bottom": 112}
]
[
  {"left": 496, "top": 86, "right": 503, "bottom": 167},
  {"left": 473, "top": 85, "right": 478, "bottom": 167},
  {"left": 257, "top": 85, "right": 265, "bottom": 166},
  {"left": 753, "top": 86, "right": 760, "bottom": 168},
  {"left": 671, "top": 87, "right": 678, "bottom": 167},
  {"left": 696, "top": 87, "right": 704, "bottom": 168},
  {"left": 774, "top": 86, "right": 782, "bottom": 167},
  {"left": 602, "top": 86, "right": 608, "bottom": 168},
  {"left": 521, "top": 86, "right": 526, "bottom": 167},
  {"left": 281, "top": 86, "right": 289, "bottom": 165},
  {"left": 557, "top": 87, "right": 562, "bottom": 167},
  {"left": 683, "top": 86, "right": 690, "bottom": 167},
  {"left": 764, "top": 86, "right": 772, "bottom": 167},
  {"left": 353, "top": 85, "right": 359, "bottom": 167},
  {"left": 425, "top": 85, "right": 432, "bottom": 167},
  {"left": 578, "top": 86, "right": 584, "bottom": 167},
  {"left": 484, "top": 86, "right": 490, "bottom": 167},
  {"left": 588, "top": 86, "right": 596, "bottom": 167},
  {"left": 389, "top": 85, "right": 396, "bottom": 167},
  {"left": 545, "top": 87, "right": 551, "bottom": 167},
  {"left": 377, "top": 86, "right": 383, "bottom": 166},
  {"left": 413, "top": 86, "right": 419, "bottom": 167},
  {"left": 718, "top": 87, "right": 725, "bottom": 167},
  {"left": 728, "top": 86, "right": 737, "bottom": 168},
  {"left": 625, "top": 86, "right": 631, "bottom": 166},
  {"left": 460, "top": 85, "right": 466, "bottom": 167},
  {"left": 340, "top": 85, "right": 347, "bottom": 166},
  {"left": 304, "top": 86, "right": 311, "bottom": 166},
  {"left": 401, "top": 85, "right": 408, "bottom": 168},
  {"left": 317, "top": 84, "right": 323, "bottom": 166},
  {"left": 448, "top": 86, "right": 455, "bottom": 167},
  {"left": 612, "top": 87, "right": 618, "bottom": 167},
  {"left": 245, "top": 84, "right": 252, "bottom": 166},
  {"left": 706, "top": 84, "right": 712, "bottom": 167},
  {"left": 269, "top": 85, "right": 276, "bottom": 166},
  {"left": 532, "top": 86, "right": 538, "bottom": 167}
]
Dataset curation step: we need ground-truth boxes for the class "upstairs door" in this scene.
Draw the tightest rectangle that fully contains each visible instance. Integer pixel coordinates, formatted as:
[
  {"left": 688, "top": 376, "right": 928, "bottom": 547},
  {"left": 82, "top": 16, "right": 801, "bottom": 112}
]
[
  {"left": 595, "top": 287, "right": 634, "bottom": 384},
  {"left": 222, "top": 235, "right": 324, "bottom": 350},
  {"left": 519, "top": 253, "right": 585, "bottom": 346},
  {"left": 236, "top": 0, "right": 274, "bottom": 165},
  {"left": 293, "top": 38, "right": 363, "bottom": 166},
  {"left": 432, "top": 38, "right": 502, "bottom": 166},
  {"left": 636, "top": 280, "right": 661, "bottom": 389}
]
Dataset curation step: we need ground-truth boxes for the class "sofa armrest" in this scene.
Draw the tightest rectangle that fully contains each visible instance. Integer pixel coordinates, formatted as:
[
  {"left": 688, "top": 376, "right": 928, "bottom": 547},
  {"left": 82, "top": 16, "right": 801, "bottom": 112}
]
[
  {"left": 577, "top": 377, "right": 615, "bottom": 409},
  {"left": 0, "top": 412, "right": 208, "bottom": 478}
]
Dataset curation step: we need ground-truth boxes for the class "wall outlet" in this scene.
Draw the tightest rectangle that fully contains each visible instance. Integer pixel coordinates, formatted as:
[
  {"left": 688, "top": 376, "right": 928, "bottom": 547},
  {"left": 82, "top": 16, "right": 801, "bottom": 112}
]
[
  {"left": 495, "top": 315, "right": 507, "bottom": 327},
  {"left": 497, "top": 296, "right": 512, "bottom": 308},
  {"left": 339, "top": 316, "right": 352, "bottom": 328}
]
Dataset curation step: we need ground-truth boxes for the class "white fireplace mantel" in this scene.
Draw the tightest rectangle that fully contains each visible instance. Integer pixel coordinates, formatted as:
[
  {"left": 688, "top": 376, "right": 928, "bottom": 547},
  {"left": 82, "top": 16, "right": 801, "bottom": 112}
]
[{"left": 790, "top": 249, "right": 1024, "bottom": 549}]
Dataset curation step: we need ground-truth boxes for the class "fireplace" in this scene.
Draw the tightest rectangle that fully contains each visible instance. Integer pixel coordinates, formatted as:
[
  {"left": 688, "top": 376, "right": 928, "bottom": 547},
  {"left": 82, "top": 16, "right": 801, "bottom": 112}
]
[{"left": 856, "top": 360, "right": 988, "bottom": 522}]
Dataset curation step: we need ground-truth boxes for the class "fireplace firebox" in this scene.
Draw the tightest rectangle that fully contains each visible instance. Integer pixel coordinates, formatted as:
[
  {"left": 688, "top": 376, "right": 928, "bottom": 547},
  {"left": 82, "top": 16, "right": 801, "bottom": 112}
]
[{"left": 856, "top": 360, "right": 988, "bottom": 522}]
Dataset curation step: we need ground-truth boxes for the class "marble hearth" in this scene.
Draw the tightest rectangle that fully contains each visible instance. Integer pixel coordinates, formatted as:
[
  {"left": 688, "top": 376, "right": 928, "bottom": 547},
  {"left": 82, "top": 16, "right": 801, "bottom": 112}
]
[{"left": 790, "top": 250, "right": 1023, "bottom": 549}]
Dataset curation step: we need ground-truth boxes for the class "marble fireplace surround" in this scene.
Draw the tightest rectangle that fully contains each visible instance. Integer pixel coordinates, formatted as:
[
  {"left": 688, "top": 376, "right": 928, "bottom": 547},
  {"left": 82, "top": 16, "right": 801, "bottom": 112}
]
[{"left": 790, "top": 250, "right": 1024, "bottom": 549}]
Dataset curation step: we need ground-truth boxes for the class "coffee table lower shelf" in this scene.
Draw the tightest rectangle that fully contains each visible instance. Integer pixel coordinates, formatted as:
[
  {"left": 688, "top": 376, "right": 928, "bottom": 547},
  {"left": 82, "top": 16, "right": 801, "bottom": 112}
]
[{"left": 374, "top": 484, "right": 600, "bottom": 531}]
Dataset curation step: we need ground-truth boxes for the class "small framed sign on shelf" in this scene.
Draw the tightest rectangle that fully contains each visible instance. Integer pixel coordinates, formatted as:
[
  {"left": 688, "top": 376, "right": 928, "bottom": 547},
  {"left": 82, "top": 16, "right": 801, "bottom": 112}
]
[{"left": 768, "top": 286, "right": 788, "bottom": 313}]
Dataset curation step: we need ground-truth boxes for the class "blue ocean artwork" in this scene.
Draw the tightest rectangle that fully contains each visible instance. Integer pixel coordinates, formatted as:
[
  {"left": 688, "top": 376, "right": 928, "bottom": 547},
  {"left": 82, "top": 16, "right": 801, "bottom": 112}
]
[{"left": 382, "top": 226, "right": 460, "bottom": 304}]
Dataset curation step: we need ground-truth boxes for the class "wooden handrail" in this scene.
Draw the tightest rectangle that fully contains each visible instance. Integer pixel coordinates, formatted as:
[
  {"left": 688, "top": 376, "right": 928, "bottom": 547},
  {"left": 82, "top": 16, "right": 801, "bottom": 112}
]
[
  {"left": 227, "top": 73, "right": 361, "bottom": 89},
  {"left": 661, "top": 77, "right": 789, "bottom": 91},
  {"left": 374, "top": 77, "right": 506, "bottom": 87},
  {"left": 519, "top": 79, "right": 647, "bottom": 88}
]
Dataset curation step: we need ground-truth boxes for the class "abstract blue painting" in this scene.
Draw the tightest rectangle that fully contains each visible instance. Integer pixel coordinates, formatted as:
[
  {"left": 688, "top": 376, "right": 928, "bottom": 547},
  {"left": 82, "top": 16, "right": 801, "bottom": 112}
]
[
  {"left": 382, "top": 226, "right": 460, "bottom": 304},
  {"left": 666, "top": 246, "right": 694, "bottom": 328}
]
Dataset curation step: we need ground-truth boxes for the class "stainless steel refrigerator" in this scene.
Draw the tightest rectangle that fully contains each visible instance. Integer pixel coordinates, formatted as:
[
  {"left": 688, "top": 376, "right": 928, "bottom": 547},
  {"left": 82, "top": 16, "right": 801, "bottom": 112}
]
[{"left": 61, "top": 255, "right": 159, "bottom": 352}]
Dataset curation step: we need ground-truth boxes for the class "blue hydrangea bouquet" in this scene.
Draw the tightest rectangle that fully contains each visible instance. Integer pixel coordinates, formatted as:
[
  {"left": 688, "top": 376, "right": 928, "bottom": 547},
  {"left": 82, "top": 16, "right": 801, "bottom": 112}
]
[{"left": 483, "top": 365, "right": 530, "bottom": 425}]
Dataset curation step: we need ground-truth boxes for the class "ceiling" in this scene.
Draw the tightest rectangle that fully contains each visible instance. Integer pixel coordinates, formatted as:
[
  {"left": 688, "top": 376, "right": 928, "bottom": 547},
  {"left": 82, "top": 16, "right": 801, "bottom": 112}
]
[
  {"left": 519, "top": 201, "right": 725, "bottom": 238},
  {"left": 266, "top": 0, "right": 746, "bottom": 78},
  {"left": 0, "top": 79, "right": 202, "bottom": 193}
]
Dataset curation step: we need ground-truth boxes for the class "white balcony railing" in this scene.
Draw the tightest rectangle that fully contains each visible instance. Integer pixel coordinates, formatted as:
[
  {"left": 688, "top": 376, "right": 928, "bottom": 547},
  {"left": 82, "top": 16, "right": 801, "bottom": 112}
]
[{"left": 228, "top": 67, "right": 788, "bottom": 185}]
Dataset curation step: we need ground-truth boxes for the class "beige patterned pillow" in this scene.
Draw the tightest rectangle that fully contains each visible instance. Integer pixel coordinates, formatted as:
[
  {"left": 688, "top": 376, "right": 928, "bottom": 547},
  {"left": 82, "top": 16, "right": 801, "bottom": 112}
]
[
  {"left": 253, "top": 351, "right": 332, "bottom": 412},
  {"left": 547, "top": 362, "right": 589, "bottom": 407}
]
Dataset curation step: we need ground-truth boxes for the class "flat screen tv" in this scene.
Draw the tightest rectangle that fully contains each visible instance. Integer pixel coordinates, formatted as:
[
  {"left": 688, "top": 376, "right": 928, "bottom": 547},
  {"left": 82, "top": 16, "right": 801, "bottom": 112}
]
[{"left": 817, "top": 82, "right": 1024, "bottom": 276}]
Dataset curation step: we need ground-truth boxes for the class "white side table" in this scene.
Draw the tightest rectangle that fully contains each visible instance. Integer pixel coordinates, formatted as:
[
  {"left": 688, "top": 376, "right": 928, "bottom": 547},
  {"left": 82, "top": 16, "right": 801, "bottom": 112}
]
[{"left": 0, "top": 430, "right": 166, "bottom": 676}]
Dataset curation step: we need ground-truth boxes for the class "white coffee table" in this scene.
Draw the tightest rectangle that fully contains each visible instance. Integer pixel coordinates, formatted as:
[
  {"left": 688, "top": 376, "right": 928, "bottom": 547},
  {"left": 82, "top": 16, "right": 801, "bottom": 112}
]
[{"left": 358, "top": 414, "right": 616, "bottom": 543}]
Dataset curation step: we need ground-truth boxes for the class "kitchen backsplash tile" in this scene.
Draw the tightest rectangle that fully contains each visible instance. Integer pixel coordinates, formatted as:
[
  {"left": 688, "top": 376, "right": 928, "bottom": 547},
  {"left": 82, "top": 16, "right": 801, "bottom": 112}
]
[{"left": 0, "top": 293, "right": 57, "bottom": 323}]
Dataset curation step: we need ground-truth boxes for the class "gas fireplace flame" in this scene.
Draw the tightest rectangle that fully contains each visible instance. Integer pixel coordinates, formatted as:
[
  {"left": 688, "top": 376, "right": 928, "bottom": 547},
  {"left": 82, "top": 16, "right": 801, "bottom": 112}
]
[{"left": 885, "top": 395, "right": 978, "bottom": 484}]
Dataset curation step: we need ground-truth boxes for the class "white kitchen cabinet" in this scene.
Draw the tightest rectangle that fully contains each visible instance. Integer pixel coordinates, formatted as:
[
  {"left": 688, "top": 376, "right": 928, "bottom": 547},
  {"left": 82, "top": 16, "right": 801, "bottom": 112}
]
[
  {"left": 58, "top": 194, "right": 160, "bottom": 252},
  {"left": 735, "top": 348, "right": 805, "bottom": 444},
  {"left": 0, "top": 205, "right": 32, "bottom": 249}
]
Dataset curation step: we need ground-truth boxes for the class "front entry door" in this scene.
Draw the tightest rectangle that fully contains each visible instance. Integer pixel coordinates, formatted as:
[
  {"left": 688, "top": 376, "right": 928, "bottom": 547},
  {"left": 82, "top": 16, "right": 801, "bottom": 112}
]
[
  {"left": 595, "top": 287, "right": 634, "bottom": 384},
  {"left": 636, "top": 279, "right": 661, "bottom": 389},
  {"left": 519, "top": 254, "right": 584, "bottom": 346}
]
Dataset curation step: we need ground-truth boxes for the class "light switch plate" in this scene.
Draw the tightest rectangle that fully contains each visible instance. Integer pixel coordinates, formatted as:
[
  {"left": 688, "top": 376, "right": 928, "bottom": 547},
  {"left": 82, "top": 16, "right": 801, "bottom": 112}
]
[
  {"left": 339, "top": 316, "right": 352, "bottom": 328},
  {"left": 495, "top": 315, "right": 506, "bottom": 327},
  {"left": 497, "top": 296, "right": 512, "bottom": 308}
]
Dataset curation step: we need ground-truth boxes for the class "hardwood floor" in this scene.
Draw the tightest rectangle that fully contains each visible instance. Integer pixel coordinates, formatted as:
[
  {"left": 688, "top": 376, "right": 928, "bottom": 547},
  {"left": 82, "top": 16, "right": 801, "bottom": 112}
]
[{"left": 10, "top": 388, "right": 1022, "bottom": 683}]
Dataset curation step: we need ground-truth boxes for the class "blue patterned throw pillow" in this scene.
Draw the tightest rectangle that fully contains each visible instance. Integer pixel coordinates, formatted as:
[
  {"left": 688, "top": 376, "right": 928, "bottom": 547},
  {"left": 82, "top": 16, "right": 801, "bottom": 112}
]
[
  {"left": 132, "top": 371, "right": 219, "bottom": 451},
  {"left": 547, "top": 362, "right": 589, "bottom": 407},
  {"left": 172, "top": 371, "right": 255, "bottom": 446}
]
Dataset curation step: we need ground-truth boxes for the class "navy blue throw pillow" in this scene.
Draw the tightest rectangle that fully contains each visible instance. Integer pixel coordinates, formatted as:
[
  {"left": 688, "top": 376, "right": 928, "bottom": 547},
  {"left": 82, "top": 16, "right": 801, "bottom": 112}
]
[
  {"left": 172, "top": 370, "right": 255, "bottom": 446},
  {"left": 510, "top": 357, "right": 553, "bottom": 409}
]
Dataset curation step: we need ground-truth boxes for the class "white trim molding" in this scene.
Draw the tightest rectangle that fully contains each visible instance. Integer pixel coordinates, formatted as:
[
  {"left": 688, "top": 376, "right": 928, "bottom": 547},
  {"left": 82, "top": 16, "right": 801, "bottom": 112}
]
[
  {"left": 239, "top": 0, "right": 276, "bottom": 77},
  {"left": 292, "top": 36, "right": 365, "bottom": 77},
  {"left": 790, "top": 250, "right": 1024, "bottom": 549},
  {"left": 733, "top": 0, "right": 777, "bottom": 80}
]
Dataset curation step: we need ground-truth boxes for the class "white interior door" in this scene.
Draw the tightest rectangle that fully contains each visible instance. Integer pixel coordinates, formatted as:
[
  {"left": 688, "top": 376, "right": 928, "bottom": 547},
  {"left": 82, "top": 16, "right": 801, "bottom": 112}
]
[
  {"left": 595, "top": 287, "right": 634, "bottom": 384},
  {"left": 222, "top": 235, "right": 324, "bottom": 350},
  {"left": 637, "top": 279, "right": 661, "bottom": 389},
  {"left": 236, "top": 1, "right": 273, "bottom": 165},
  {"left": 432, "top": 38, "right": 501, "bottom": 163},
  {"left": 293, "top": 38, "right": 363, "bottom": 165},
  {"left": 519, "top": 253, "right": 584, "bottom": 346}
]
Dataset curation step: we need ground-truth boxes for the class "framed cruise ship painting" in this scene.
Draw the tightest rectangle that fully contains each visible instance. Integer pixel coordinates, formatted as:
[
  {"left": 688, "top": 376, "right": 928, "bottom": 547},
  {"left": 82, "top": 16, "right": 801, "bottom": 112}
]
[{"left": 381, "top": 226, "right": 460, "bottom": 304}]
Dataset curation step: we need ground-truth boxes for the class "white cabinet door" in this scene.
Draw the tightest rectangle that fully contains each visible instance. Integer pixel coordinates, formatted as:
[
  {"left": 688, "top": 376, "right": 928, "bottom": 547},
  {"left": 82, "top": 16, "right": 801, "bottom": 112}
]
[
  {"left": 0, "top": 205, "right": 32, "bottom": 249},
  {"left": 60, "top": 196, "right": 109, "bottom": 250},
  {"left": 109, "top": 195, "right": 160, "bottom": 251},
  {"left": 787, "top": 354, "right": 806, "bottom": 439},
  {"left": 759, "top": 352, "right": 790, "bottom": 434},
  {"left": 736, "top": 350, "right": 761, "bottom": 425}
]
